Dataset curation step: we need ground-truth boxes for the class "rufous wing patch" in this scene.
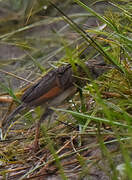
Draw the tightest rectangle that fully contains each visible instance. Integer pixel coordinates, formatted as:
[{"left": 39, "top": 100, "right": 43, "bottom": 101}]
[{"left": 32, "top": 86, "right": 62, "bottom": 105}]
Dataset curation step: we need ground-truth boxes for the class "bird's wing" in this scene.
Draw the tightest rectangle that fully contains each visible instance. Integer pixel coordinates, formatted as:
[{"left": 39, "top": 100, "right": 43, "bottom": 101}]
[
  {"left": 21, "top": 64, "right": 73, "bottom": 106},
  {"left": 21, "top": 69, "right": 57, "bottom": 104}
]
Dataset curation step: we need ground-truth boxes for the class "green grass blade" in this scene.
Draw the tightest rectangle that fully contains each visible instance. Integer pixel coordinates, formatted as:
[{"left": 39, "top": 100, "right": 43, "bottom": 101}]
[
  {"left": 55, "top": 108, "right": 132, "bottom": 129},
  {"left": 74, "top": 0, "right": 117, "bottom": 31},
  {"left": 49, "top": 1, "right": 125, "bottom": 74},
  {"left": 0, "top": 83, "right": 21, "bottom": 104}
]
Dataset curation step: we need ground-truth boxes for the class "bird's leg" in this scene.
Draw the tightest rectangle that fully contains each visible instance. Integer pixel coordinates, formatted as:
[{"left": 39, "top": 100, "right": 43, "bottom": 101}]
[
  {"left": 78, "top": 88, "right": 86, "bottom": 147},
  {"left": 33, "top": 122, "right": 40, "bottom": 152},
  {"left": 33, "top": 108, "right": 54, "bottom": 152},
  {"left": 78, "top": 87, "right": 86, "bottom": 113}
]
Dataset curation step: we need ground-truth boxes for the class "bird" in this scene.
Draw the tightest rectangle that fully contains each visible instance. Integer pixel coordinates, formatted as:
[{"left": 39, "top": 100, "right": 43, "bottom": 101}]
[{"left": 2, "top": 59, "right": 112, "bottom": 151}]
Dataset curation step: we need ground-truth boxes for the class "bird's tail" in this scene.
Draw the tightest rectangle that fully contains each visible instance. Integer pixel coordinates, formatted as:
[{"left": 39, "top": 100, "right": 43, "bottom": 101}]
[{"left": 3, "top": 103, "right": 25, "bottom": 131}]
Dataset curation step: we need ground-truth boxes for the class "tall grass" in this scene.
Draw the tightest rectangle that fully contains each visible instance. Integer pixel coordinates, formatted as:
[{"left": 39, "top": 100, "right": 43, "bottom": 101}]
[
  {"left": 53, "top": 0, "right": 132, "bottom": 179},
  {"left": 0, "top": 0, "right": 132, "bottom": 179}
]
